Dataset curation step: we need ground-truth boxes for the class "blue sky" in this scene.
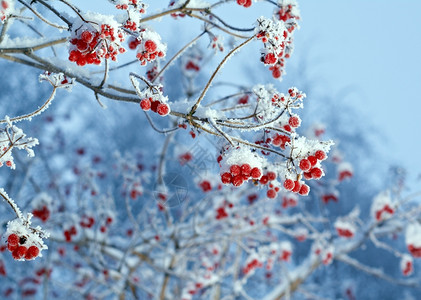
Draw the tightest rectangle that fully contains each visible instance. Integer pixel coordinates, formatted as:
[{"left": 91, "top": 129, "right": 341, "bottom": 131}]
[{"left": 296, "top": 1, "right": 421, "bottom": 186}]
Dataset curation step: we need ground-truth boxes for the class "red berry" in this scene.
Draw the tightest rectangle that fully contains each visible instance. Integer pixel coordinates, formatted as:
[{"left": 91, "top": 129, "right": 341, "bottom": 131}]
[
  {"left": 315, "top": 150, "right": 326, "bottom": 161},
  {"left": 2, "top": 1, "right": 9, "bottom": 9},
  {"left": 140, "top": 98, "right": 151, "bottom": 111},
  {"left": 244, "top": 0, "right": 252, "bottom": 7},
  {"left": 299, "top": 159, "right": 311, "bottom": 171},
  {"left": 299, "top": 184, "right": 310, "bottom": 196},
  {"left": 232, "top": 175, "right": 244, "bottom": 187},
  {"left": 267, "top": 171, "right": 277, "bottom": 181},
  {"left": 7, "top": 234, "right": 19, "bottom": 246},
  {"left": 250, "top": 167, "right": 262, "bottom": 179},
  {"left": 288, "top": 116, "right": 301, "bottom": 128},
  {"left": 241, "top": 164, "right": 252, "bottom": 177},
  {"left": 267, "top": 189, "right": 277, "bottom": 199},
  {"left": 292, "top": 181, "right": 301, "bottom": 193},
  {"left": 308, "top": 156, "right": 317, "bottom": 167},
  {"left": 81, "top": 31, "right": 93, "bottom": 43},
  {"left": 24, "top": 246, "right": 40, "bottom": 260},
  {"left": 221, "top": 172, "right": 232, "bottom": 184},
  {"left": 12, "top": 246, "right": 27, "bottom": 260},
  {"left": 157, "top": 103, "right": 170, "bottom": 116},
  {"left": 150, "top": 100, "right": 160, "bottom": 112},
  {"left": 144, "top": 40, "right": 157, "bottom": 53},
  {"left": 264, "top": 53, "right": 277, "bottom": 65},
  {"left": 7, "top": 243, "right": 17, "bottom": 252},
  {"left": 303, "top": 172, "right": 312, "bottom": 180},
  {"left": 283, "top": 179, "right": 294, "bottom": 191},
  {"left": 310, "top": 167, "right": 323, "bottom": 179},
  {"left": 259, "top": 175, "right": 269, "bottom": 185},
  {"left": 230, "top": 165, "right": 241, "bottom": 176}
]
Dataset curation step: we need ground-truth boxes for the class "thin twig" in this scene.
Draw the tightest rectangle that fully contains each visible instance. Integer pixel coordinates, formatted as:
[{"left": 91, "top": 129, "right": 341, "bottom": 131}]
[{"left": 189, "top": 35, "right": 254, "bottom": 115}]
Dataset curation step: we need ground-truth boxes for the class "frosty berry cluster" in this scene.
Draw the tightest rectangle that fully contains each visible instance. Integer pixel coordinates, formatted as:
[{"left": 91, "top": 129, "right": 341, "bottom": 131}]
[
  {"left": 3, "top": 218, "right": 47, "bottom": 261},
  {"left": 136, "top": 83, "right": 170, "bottom": 116},
  {"left": 69, "top": 21, "right": 126, "bottom": 66}
]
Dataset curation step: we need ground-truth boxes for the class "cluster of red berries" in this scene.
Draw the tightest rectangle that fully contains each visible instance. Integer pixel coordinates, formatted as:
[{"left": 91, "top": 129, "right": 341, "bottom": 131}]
[
  {"left": 6, "top": 234, "right": 40, "bottom": 260},
  {"left": 69, "top": 25, "right": 125, "bottom": 66},
  {"left": 64, "top": 226, "right": 77, "bottom": 242},
  {"left": 135, "top": 39, "right": 165, "bottom": 65},
  {"left": 32, "top": 205, "right": 50, "bottom": 222},
  {"left": 283, "top": 179, "right": 310, "bottom": 196},
  {"left": 299, "top": 150, "right": 326, "bottom": 180},
  {"left": 115, "top": 0, "right": 146, "bottom": 13},
  {"left": 237, "top": 0, "right": 252, "bottom": 8},
  {"left": 374, "top": 204, "right": 394, "bottom": 221},
  {"left": 271, "top": 133, "right": 291, "bottom": 149},
  {"left": 269, "top": 61, "right": 283, "bottom": 78},
  {"left": 139, "top": 97, "right": 170, "bottom": 116},
  {"left": 243, "top": 258, "right": 263, "bottom": 275},
  {"left": 220, "top": 163, "right": 262, "bottom": 187},
  {"left": 276, "top": 4, "right": 300, "bottom": 22}
]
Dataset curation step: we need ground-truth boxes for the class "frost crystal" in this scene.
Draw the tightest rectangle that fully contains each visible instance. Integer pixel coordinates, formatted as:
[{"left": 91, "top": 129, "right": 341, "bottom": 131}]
[{"left": 0, "top": 117, "right": 39, "bottom": 169}]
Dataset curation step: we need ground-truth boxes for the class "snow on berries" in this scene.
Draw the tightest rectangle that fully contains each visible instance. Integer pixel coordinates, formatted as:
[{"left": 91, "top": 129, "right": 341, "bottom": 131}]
[
  {"left": 406, "top": 222, "right": 421, "bottom": 258},
  {"left": 338, "top": 161, "right": 353, "bottom": 181},
  {"left": 255, "top": 14, "right": 298, "bottom": 80},
  {"left": 400, "top": 254, "right": 414, "bottom": 276},
  {"left": 334, "top": 219, "right": 356, "bottom": 238},
  {"left": 371, "top": 191, "right": 395, "bottom": 222},
  {"left": 68, "top": 13, "right": 126, "bottom": 66},
  {"left": 0, "top": 0, "right": 13, "bottom": 23},
  {"left": 131, "top": 29, "right": 167, "bottom": 66},
  {"left": 275, "top": 0, "right": 301, "bottom": 22},
  {"left": 131, "top": 78, "right": 171, "bottom": 116},
  {"left": 31, "top": 193, "right": 53, "bottom": 223},
  {"left": 218, "top": 146, "right": 265, "bottom": 187},
  {"left": 3, "top": 216, "right": 48, "bottom": 261}
]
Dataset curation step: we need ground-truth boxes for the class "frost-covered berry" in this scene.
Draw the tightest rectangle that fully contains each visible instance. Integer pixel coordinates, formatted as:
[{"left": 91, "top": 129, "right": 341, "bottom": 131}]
[
  {"left": 292, "top": 181, "right": 301, "bottom": 193},
  {"left": 157, "top": 103, "right": 170, "bottom": 116},
  {"left": 140, "top": 98, "right": 151, "bottom": 111},
  {"left": 251, "top": 167, "right": 262, "bottom": 179},
  {"left": 310, "top": 167, "right": 323, "bottom": 179},
  {"left": 7, "top": 234, "right": 19, "bottom": 247},
  {"left": 144, "top": 40, "right": 157, "bottom": 53},
  {"left": 299, "top": 159, "right": 311, "bottom": 171},
  {"left": 241, "top": 164, "right": 251, "bottom": 176},
  {"left": 288, "top": 116, "right": 301, "bottom": 128},
  {"left": 230, "top": 165, "right": 241, "bottom": 177},
  {"left": 283, "top": 179, "right": 294, "bottom": 191},
  {"left": 307, "top": 156, "right": 317, "bottom": 167},
  {"left": 232, "top": 175, "right": 244, "bottom": 187},
  {"left": 24, "top": 246, "right": 40, "bottom": 260},
  {"left": 315, "top": 150, "right": 327, "bottom": 161},
  {"left": 264, "top": 53, "right": 277, "bottom": 65},
  {"left": 221, "top": 172, "right": 232, "bottom": 184},
  {"left": 298, "top": 183, "right": 310, "bottom": 196},
  {"left": 12, "top": 246, "right": 27, "bottom": 260},
  {"left": 267, "top": 171, "right": 276, "bottom": 181}
]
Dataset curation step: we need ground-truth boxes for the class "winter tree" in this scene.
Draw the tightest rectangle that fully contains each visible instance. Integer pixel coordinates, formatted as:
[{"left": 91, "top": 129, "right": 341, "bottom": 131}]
[{"left": 0, "top": 0, "right": 420, "bottom": 299}]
